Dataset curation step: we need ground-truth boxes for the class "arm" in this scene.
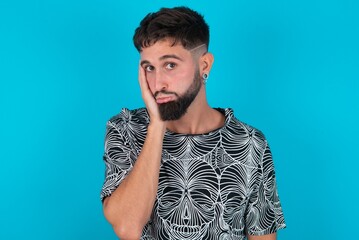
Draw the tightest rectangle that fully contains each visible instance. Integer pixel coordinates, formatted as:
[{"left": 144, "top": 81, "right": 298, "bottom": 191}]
[
  {"left": 103, "top": 66, "right": 166, "bottom": 239},
  {"left": 246, "top": 142, "right": 285, "bottom": 240},
  {"left": 248, "top": 233, "right": 276, "bottom": 240}
]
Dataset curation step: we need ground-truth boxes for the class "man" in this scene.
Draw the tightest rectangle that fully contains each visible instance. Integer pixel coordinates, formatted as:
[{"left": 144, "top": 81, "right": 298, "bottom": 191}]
[{"left": 101, "top": 6, "right": 286, "bottom": 240}]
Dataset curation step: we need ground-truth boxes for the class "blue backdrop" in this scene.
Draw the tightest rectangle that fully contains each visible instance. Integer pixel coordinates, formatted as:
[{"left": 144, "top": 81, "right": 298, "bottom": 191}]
[{"left": 1, "top": 0, "right": 358, "bottom": 239}]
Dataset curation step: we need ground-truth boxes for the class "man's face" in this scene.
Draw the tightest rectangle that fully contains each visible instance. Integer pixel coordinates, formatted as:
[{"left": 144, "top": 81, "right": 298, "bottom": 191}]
[
  {"left": 156, "top": 69, "right": 201, "bottom": 120},
  {"left": 140, "top": 40, "right": 202, "bottom": 121}
]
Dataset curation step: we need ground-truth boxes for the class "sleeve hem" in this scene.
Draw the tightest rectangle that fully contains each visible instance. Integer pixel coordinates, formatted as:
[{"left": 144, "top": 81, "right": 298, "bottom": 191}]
[{"left": 247, "top": 223, "right": 286, "bottom": 236}]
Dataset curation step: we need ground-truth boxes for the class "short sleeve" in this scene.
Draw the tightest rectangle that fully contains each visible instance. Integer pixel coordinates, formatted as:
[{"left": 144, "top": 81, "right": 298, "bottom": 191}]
[
  {"left": 245, "top": 143, "right": 286, "bottom": 235},
  {"left": 100, "top": 120, "right": 133, "bottom": 202}
]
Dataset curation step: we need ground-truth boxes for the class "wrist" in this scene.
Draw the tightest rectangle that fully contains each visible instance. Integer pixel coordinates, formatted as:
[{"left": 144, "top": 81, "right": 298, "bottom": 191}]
[{"left": 148, "top": 121, "right": 167, "bottom": 134}]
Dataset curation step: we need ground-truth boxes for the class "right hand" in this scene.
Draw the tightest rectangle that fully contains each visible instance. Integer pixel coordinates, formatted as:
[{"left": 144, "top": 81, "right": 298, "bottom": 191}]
[{"left": 138, "top": 65, "right": 165, "bottom": 126}]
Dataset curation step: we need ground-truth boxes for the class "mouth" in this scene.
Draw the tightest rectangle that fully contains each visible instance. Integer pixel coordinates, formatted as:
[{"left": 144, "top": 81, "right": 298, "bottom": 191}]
[
  {"left": 155, "top": 95, "right": 176, "bottom": 104},
  {"left": 170, "top": 224, "right": 202, "bottom": 239}
]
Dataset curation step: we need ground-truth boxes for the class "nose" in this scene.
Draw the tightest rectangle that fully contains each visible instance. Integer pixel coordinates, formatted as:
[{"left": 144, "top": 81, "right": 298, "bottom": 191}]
[
  {"left": 153, "top": 69, "right": 168, "bottom": 92},
  {"left": 181, "top": 198, "right": 191, "bottom": 224}
]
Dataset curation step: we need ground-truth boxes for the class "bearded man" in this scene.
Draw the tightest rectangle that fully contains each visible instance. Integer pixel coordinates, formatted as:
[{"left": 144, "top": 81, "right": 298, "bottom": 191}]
[{"left": 101, "top": 6, "right": 286, "bottom": 240}]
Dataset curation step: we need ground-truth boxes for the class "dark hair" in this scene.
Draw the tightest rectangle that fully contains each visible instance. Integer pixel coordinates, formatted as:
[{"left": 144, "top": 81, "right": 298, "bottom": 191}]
[{"left": 133, "top": 6, "right": 209, "bottom": 52}]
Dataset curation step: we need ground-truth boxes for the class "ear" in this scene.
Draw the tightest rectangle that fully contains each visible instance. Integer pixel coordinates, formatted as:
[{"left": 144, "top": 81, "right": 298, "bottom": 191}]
[{"left": 199, "top": 52, "right": 214, "bottom": 75}]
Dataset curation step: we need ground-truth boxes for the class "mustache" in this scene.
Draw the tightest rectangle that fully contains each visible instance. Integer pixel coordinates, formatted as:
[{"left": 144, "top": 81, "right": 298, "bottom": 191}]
[{"left": 154, "top": 90, "right": 179, "bottom": 98}]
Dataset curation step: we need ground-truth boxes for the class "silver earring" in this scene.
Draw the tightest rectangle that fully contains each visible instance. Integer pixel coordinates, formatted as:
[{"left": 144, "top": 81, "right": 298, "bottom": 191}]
[{"left": 202, "top": 73, "right": 208, "bottom": 84}]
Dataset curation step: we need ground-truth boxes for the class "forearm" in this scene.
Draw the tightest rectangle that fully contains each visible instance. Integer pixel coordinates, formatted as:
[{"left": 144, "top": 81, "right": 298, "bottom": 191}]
[
  {"left": 103, "top": 122, "right": 166, "bottom": 238},
  {"left": 248, "top": 233, "right": 276, "bottom": 240}
]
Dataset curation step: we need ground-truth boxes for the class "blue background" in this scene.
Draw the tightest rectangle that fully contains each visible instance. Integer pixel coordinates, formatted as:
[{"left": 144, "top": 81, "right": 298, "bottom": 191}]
[{"left": 0, "top": 0, "right": 358, "bottom": 239}]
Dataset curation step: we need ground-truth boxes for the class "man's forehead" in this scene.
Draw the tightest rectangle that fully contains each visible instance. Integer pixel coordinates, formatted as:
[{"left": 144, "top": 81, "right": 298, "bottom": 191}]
[{"left": 140, "top": 41, "right": 189, "bottom": 62}]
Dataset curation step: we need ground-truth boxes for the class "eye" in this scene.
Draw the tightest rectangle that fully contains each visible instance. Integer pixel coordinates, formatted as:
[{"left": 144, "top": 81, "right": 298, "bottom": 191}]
[
  {"left": 144, "top": 65, "right": 154, "bottom": 72},
  {"left": 165, "top": 62, "right": 176, "bottom": 70}
]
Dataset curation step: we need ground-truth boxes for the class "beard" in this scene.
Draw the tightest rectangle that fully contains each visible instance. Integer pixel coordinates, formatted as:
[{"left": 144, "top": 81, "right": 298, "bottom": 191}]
[{"left": 156, "top": 69, "right": 202, "bottom": 121}]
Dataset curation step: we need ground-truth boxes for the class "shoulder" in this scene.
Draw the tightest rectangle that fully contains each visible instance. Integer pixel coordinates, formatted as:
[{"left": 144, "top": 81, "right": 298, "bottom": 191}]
[
  {"left": 107, "top": 107, "right": 150, "bottom": 130},
  {"left": 222, "top": 108, "right": 268, "bottom": 145}
]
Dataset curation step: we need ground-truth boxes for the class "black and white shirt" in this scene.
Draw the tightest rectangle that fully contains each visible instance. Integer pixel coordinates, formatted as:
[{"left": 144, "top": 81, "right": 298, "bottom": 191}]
[{"left": 101, "top": 108, "right": 286, "bottom": 239}]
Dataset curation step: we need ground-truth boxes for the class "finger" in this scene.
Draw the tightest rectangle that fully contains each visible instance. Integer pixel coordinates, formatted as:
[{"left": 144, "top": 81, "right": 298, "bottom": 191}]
[
  {"left": 138, "top": 64, "right": 154, "bottom": 101},
  {"left": 138, "top": 64, "right": 147, "bottom": 90}
]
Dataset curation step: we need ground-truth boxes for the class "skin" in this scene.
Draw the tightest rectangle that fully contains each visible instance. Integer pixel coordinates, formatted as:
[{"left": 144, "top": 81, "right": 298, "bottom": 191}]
[
  {"left": 103, "top": 39, "right": 277, "bottom": 240},
  {"left": 140, "top": 39, "right": 223, "bottom": 134},
  {"left": 248, "top": 233, "right": 276, "bottom": 240}
]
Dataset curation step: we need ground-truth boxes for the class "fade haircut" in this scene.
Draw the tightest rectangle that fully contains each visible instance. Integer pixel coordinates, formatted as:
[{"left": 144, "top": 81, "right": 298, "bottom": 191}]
[{"left": 133, "top": 6, "right": 209, "bottom": 52}]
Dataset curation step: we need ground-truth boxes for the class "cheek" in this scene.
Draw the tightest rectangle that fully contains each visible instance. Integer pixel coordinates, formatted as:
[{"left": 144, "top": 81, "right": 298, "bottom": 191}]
[{"left": 169, "top": 69, "right": 194, "bottom": 87}]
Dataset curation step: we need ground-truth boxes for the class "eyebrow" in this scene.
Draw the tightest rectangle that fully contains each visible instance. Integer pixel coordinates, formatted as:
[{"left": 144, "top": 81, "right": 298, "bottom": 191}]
[
  {"left": 140, "top": 54, "right": 184, "bottom": 66},
  {"left": 160, "top": 54, "right": 184, "bottom": 61}
]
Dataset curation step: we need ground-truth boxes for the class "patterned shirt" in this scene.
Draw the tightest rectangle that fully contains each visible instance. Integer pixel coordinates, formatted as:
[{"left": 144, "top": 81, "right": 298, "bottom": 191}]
[{"left": 101, "top": 108, "right": 286, "bottom": 239}]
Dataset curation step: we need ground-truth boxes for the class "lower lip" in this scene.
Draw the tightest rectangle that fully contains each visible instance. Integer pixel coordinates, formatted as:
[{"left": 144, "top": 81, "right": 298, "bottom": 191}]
[{"left": 156, "top": 97, "right": 174, "bottom": 104}]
